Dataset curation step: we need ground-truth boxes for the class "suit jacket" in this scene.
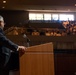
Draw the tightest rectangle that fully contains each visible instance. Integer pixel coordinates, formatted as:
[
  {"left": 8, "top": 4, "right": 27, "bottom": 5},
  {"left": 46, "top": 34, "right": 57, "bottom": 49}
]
[{"left": 0, "top": 28, "right": 18, "bottom": 67}]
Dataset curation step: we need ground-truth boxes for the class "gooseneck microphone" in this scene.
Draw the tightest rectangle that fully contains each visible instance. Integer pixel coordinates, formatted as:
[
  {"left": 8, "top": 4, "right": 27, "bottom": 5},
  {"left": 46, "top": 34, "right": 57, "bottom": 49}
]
[{"left": 23, "top": 34, "right": 30, "bottom": 47}]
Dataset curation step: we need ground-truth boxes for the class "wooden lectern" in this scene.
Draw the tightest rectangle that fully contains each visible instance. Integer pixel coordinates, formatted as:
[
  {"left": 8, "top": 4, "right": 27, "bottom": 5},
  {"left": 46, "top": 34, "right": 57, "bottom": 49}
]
[{"left": 19, "top": 42, "right": 54, "bottom": 75}]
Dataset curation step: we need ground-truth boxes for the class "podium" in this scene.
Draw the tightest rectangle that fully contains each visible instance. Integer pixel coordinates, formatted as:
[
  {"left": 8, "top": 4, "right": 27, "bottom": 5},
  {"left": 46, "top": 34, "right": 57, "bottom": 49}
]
[{"left": 19, "top": 42, "right": 54, "bottom": 75}]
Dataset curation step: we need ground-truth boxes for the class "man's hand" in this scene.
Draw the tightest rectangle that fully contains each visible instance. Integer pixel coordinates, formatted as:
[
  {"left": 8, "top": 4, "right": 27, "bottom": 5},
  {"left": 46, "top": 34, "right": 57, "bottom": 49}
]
[
  {"left": 18, "top": 46, "right": 27, "bottom": 53},
  {"left": 18, "top": 46, "right": 27, "bottom": 56}
]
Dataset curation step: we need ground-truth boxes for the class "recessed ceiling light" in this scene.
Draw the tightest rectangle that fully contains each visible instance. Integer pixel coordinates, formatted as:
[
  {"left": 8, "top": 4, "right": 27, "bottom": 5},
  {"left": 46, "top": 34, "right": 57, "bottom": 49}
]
[
  {"left": 75, "top": 4, "right": 76, "bottom": 6},
  {"left": 2, "top": 6, "right": 5, "bottom": 8},
  {"left": 3, "top": 1, "right": 6, "bottom": 3},
  {"left": 68, "top": 9, "right": 70, "bottom": 11}
]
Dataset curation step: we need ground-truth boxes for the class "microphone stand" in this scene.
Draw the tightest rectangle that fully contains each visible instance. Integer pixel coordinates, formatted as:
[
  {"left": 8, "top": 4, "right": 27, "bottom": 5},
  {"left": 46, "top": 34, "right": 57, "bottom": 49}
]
[
  {"left": 23, "top": 34, "right": 30, "bottom": 47},
  {"left": 26, "top": 38, "right": 30, "bottom": 47}
]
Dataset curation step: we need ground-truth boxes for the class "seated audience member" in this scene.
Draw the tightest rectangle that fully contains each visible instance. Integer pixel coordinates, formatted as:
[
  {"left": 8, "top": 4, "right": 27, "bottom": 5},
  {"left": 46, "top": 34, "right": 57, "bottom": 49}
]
[
  {"left": 73, "top": 25, "right": 76, "bottom": 34},
  {"left": 50, "top": 31, "right": 54, "bottom": 36},
  {"left": 45, "top": 30, "right": 51, "bottom": 36},
  {"left": 6, "top": 27, "right": 19, "bottom": 35},
  {"left": 32, "top": 30, "right": 40, "bottom": 36},
  {"left": 20, "top": 27, "right": 25, "bottom": 35},
  {"left": 61, "top": 31, "right": 67, "bottom": 36},
  {"left": 55, "top": 31, "right": 61, "bottom": 36},
  {"left": 53, "top": 30, "right": 57, "bottom": 36},
  {"left": 13, "top": 27, "right": 19, "bottom": 35}
]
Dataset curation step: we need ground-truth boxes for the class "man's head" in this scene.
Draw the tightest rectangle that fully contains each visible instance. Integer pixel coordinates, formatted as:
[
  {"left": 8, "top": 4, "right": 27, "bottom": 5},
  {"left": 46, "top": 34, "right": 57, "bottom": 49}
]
[{"left": 0, "top": 15, "right": 5, "bottom": 29}]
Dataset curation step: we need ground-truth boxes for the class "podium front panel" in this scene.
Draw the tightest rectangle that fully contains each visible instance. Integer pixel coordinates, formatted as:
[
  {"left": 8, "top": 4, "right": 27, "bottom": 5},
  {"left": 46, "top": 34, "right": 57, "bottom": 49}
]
[{"left": 19, "top": 43, "right": 54, "bottom": 75}]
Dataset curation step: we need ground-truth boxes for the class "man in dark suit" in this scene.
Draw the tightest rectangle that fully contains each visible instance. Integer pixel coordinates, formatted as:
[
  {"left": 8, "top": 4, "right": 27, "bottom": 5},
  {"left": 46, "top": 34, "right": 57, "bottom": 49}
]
[{"left": 0, "top": 15, "right": 27, "bottom": 75}]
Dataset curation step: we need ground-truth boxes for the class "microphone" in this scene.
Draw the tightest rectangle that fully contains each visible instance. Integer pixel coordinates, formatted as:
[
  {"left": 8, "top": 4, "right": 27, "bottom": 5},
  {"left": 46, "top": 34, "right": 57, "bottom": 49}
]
[
  {"left": 23, "top": 34, "right": 30, "bottom": 47},
  {"left": 23, "top": 34, "right": 30, "bottom": 42}
]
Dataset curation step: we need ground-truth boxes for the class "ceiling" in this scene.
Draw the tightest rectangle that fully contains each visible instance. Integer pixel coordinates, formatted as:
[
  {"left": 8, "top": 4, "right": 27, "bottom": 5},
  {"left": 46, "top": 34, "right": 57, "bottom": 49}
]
[{"left": 0, "top": 0, "right": 76, "bottom": 12}]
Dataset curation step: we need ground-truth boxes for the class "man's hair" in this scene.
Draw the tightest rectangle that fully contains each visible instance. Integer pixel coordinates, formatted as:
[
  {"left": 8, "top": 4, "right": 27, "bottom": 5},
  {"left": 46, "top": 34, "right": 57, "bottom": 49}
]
[{"left": 0, "top": 15, "right": 4, "bottom": 21}]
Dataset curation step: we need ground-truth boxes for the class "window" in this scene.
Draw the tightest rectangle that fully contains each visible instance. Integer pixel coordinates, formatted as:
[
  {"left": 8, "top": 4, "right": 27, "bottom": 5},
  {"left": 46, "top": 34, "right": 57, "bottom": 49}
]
[
  {"left": 59, "top": 14, "right": 67, "bottom": 21},
  {"left": 36, "top": 14, "right": 43, "bottom": 20},
  {"left": 29, "top": 13, "right": 43, "bottom": 20},
  {"left": 44, "top": 14, "right": 51, "bottom": 20},
  {"left": 52, "top": 14, "right": 58, "bottom": 20},
  {"left": 29, "top": 13, "right": 74, "bottom": 21},
  {"left": 67, "top": 15, "right": 74, "bottom": 21},
  {"left": 59, "top": 14, "right": 74, "bottom": 21},
  {"left": 29, "top": 13, "right": 36, "bottom": 20}
]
